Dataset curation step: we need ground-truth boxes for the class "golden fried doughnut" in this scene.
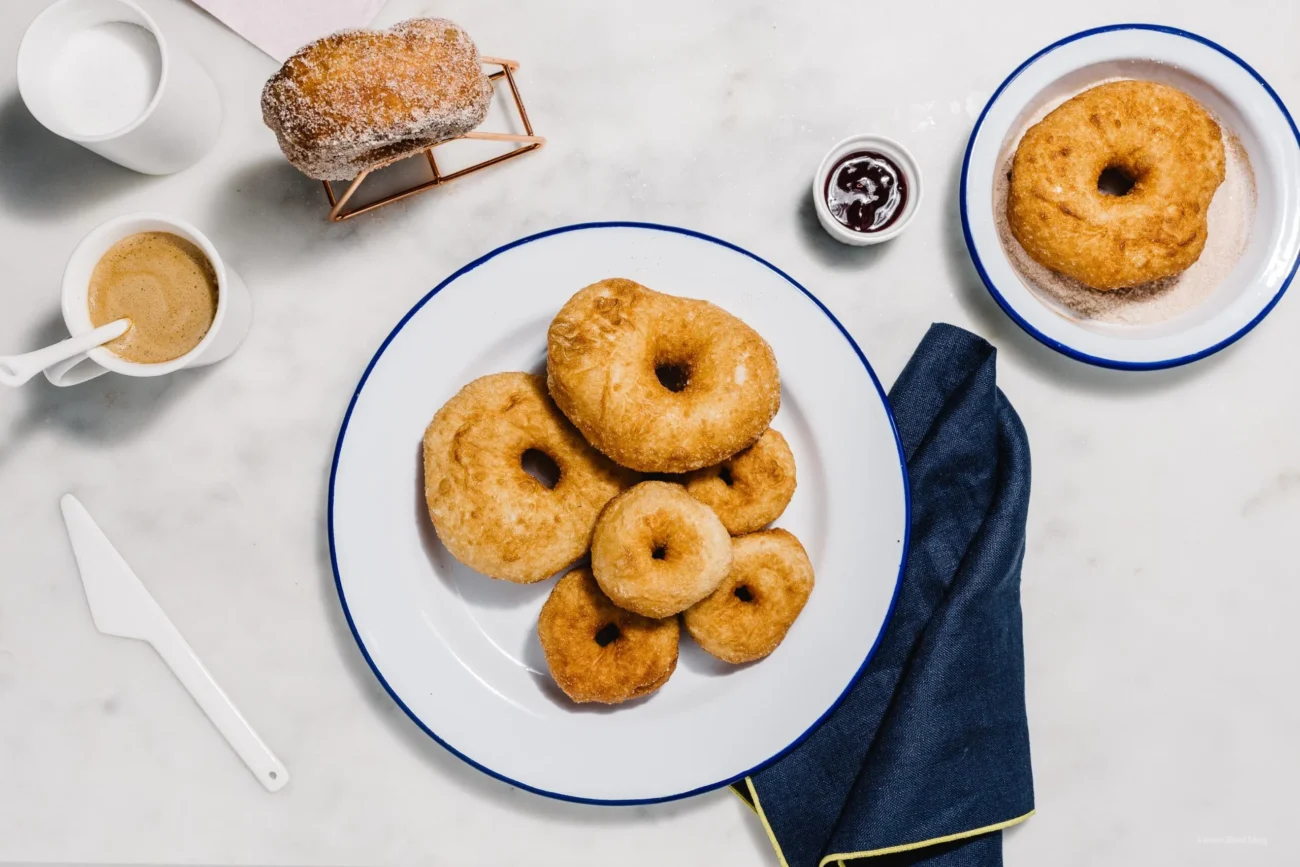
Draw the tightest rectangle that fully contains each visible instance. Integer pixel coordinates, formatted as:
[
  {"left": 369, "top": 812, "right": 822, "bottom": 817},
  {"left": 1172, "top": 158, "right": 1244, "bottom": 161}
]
[
  {"left": 1008, "top": 80, "right": 1225, "bottom": 290},
  {"left": 682, "top": 428, "right": 796, "bottom": 535},
  {"left": 423, "top": 372, "right": 635, "bottom": 583},
  {"left": 547, "top": 279, "right": 781, "bottom": 473},
  {"left": 591, "top": 481, "right": 733, "bottom": 618},
  {"left": 684, "top": 529, "right": 814, "bottom": 664},
  {"left": 538, "top": 568, "right": 679, "bottom": 704}
]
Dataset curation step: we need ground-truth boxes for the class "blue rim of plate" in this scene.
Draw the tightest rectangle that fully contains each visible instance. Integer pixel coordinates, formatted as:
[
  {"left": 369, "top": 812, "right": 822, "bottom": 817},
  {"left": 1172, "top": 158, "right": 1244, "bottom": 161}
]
[
  {"left": 327, "top": 221, "right": 912, "bottom": 805},
  {"left": 960, "top": 23, "right": 1300, "bottom": 371}
]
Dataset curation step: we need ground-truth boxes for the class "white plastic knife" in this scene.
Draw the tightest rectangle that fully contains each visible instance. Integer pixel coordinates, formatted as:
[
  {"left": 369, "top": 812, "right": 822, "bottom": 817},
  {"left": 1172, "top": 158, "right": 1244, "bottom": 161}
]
[{"left": 60, "top": 494, "right": 289, "bottom": 792}]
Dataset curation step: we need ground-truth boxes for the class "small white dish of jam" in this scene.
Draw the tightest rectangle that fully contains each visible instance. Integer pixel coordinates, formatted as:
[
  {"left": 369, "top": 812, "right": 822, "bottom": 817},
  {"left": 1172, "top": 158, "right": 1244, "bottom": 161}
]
[{"left": 813, "top": 134, "right": 922, "bottom": 246}]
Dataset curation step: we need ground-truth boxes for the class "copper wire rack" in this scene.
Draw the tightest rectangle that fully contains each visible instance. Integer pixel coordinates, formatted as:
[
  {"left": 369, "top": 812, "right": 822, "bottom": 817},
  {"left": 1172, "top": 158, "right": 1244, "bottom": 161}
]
[{"left": 321, "top": 57, "right": 544, "bottom": 221}]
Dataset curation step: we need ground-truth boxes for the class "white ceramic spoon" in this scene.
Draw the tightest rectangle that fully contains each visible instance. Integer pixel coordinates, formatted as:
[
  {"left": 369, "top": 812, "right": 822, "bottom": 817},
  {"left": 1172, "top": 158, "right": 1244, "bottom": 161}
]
[{"left": 0, "top": 319, "right": 130, "bottom": 386}]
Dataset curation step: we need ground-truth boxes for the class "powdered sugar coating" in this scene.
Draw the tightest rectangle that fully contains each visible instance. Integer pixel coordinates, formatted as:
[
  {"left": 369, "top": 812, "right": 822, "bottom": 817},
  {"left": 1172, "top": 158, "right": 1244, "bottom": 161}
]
[{"left": 260, "top": 18, "right": 493, "bottom": 180}]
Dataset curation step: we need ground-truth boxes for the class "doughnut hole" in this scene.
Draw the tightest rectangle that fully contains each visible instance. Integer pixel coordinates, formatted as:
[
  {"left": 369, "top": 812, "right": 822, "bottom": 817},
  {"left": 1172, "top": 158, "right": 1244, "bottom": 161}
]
[
  {"left": 1097, "top": 165, "right": 1137, "bottom": 196},
  {"left": 655, "top": 361, "right": 690, "bottom": 392},
  {"left": 734, "top": 585, "right": 755, "bottom": 602},
  {"left": 520, "top": 448, "right": 561, "bottom": 490},
  {"left": 638, "top": 510, "right": 708, "bottom": 573},
  {"left": 594, "top": 622, "right": 621, "bottom": 646},
  {"left": 650, "top": 330, "right": 716, "bottom": 397},
  {"left": 1082, "top": 151, "right": 1163, "bottom": 216}
]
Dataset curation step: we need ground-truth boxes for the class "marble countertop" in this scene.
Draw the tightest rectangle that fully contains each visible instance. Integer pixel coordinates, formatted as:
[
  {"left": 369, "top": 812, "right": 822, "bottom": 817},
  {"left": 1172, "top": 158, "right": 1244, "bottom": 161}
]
[{"left": 2, "top": 0, "right": 1298, "bottom": 864}]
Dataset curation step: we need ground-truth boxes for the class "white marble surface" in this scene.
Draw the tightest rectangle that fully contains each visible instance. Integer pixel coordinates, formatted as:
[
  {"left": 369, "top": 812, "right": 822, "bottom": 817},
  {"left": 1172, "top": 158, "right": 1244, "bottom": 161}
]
[{"left": 1, "top": 0, "right": 1298, "bottom": 864}]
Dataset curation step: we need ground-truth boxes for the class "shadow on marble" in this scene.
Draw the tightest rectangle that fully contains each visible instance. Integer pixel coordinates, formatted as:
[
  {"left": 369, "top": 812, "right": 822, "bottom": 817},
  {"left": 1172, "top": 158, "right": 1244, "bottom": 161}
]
[
  {"left": 731, "top": 789, "right": 779, "bottom": 853},
  {"left": 794, "top": 189, "right": 892, "bottom": 272},
  {"left": 0, "top": 311, "right": 208, "bottom": 472},
  {"left": 206, "top": 157, "right": 362, "bottom": 278},
  {"left": 938, "top": 154, "right": 1234, "bottom": 395},
  {"left": 0, "top": 90, "right": 148, "bottom": 219},
  {"left": 315, "top": 476, "right": 721, "bottom": 823}
]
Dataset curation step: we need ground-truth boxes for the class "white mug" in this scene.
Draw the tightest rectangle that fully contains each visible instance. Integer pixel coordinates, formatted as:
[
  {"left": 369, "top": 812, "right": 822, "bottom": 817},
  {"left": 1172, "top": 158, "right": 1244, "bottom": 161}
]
[
  {"left": 44, "top": 213, "right": 252, "bottom": 387},
  {"left": 17, "top": 0, "right": 222, "bottom": 175}
]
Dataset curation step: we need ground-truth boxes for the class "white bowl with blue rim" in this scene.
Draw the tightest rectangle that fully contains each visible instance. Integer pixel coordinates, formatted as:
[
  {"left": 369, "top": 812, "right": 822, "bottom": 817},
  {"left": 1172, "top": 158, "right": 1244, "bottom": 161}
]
[{"left": 961, "top": 24, "right": 1300, "bottom": 370}]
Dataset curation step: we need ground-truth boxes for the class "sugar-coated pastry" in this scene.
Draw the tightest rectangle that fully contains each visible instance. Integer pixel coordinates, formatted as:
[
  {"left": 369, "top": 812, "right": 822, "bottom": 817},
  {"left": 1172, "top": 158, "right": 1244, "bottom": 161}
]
[{"left": 261, "top": 18, "right": 493, "bottom": 180}]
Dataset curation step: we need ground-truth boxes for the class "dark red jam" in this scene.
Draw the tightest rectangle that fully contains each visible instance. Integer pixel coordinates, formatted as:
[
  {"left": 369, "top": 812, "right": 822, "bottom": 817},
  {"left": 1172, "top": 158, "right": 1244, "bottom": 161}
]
[{"left": 824, "top": 151, "right": 908, "bottom": 233}]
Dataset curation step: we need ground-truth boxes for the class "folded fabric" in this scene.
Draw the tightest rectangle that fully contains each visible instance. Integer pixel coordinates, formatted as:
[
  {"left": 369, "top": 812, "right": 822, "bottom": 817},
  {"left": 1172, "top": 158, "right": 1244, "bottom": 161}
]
[{"left": 735, "top": 323, "right": 1034, "bottom": 867}]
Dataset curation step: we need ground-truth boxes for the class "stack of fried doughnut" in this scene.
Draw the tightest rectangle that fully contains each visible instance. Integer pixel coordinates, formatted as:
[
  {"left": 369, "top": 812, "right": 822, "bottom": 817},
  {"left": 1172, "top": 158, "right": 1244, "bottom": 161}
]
[{"left": 423, "top": 278, "right": 815, "bottom": 705}]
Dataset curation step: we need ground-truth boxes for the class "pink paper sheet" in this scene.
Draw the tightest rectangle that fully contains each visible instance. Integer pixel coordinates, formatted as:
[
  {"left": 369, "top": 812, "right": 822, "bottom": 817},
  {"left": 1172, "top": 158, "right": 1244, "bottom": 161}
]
[{"left": 191, "top": 0, "right": 387, "bottom": 62}]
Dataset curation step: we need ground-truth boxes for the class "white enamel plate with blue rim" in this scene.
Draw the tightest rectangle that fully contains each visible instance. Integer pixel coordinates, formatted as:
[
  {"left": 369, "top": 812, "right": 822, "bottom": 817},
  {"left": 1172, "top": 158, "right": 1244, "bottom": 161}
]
[
  {"left": 329, "top": 223, "right": 909, "bottom": 803},
  {"left": 962, "top": 24, "right": 1300, "bottom": 369}
]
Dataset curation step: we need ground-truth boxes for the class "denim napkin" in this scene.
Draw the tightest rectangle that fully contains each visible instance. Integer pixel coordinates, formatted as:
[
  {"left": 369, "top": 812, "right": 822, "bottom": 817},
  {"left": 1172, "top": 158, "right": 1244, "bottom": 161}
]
[{"left": 734, "top": 323, "right": 1034, "bottom": 867}]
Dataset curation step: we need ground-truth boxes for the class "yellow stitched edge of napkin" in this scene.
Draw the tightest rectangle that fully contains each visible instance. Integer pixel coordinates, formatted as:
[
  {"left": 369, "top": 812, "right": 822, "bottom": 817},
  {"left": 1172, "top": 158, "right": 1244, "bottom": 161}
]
[
  {"left": 737, "top": 776, "right": 1035, "bottom": 866},
  {"left": 730, "top": 784, "right": 758, "bottom": 815},
  {"left": 819, "top": 810, "right": 1035, "bottom": 864}
]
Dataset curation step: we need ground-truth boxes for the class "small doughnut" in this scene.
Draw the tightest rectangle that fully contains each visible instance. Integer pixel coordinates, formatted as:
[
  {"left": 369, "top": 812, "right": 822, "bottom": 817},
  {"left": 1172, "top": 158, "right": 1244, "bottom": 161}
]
[
  {"left": 683, "top": 529, "right": 814, "bottom": 664},
  {"left": 1008, "top": 80, "right": 1226, "bottom": 290},
  {"left": 538, "top": 567, "right": 679, "bottom": 704},
  {"left": 682, "top": 428, "right": 796, "bottom": 535},
  {"left": 423, "top": 372, "right": 636, "bottom": 583},
  {"left": 547, "top": 278, "right": 781, "bottom": 473},
  {"left": 591, "top": 481, "right": 733, "bottom": 618}
]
